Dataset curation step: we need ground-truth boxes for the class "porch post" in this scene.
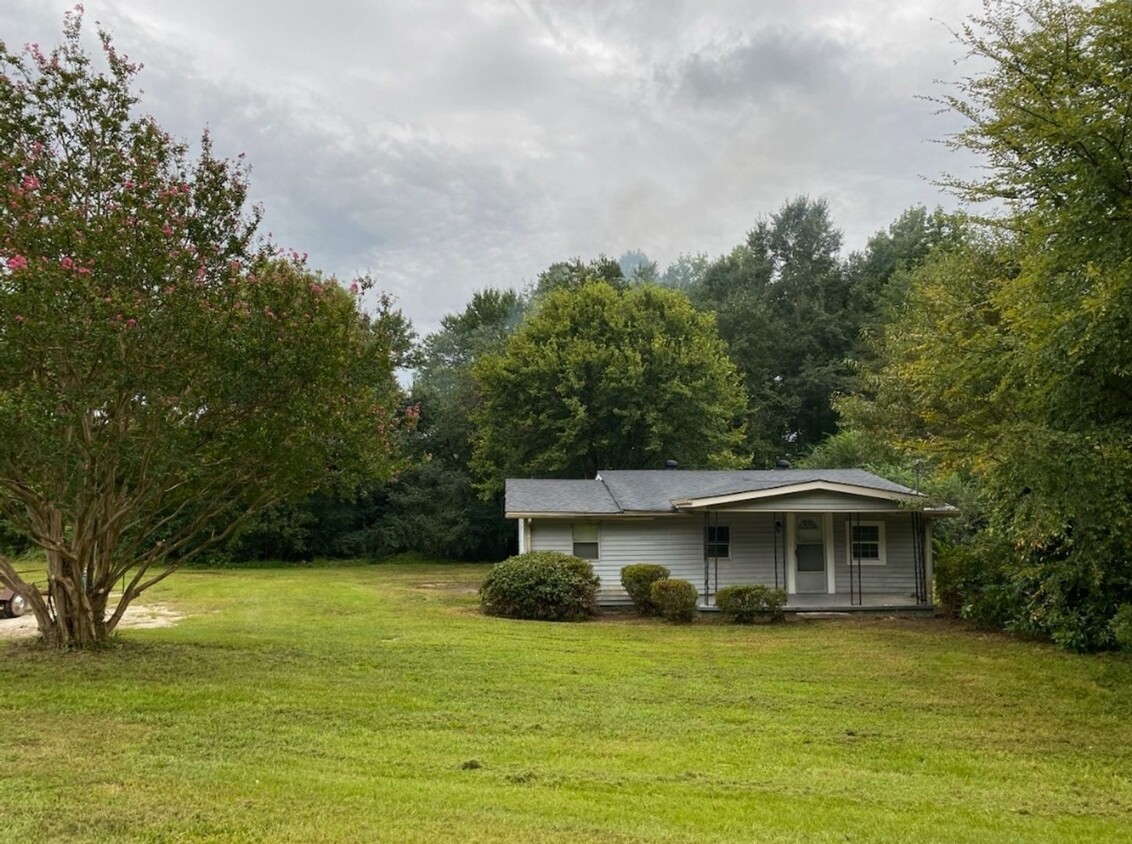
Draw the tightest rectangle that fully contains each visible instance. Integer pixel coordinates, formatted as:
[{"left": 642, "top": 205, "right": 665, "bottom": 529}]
[
  {"left": 925, "top": 519, "right": 934, "bottom": 603},
  {"left": 823, "top": 512, "right": 836, "bottom": 594},
  {"left": 785, "top": 513, "right": 796, "bottom": 594},
  {"left": 518, "top": 518, "right": 529, "bottom": 554}
]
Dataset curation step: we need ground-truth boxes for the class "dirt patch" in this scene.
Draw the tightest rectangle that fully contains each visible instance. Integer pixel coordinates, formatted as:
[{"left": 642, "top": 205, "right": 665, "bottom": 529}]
[{"left": 0, "top": 602, "right": 183, "bottom": 640}]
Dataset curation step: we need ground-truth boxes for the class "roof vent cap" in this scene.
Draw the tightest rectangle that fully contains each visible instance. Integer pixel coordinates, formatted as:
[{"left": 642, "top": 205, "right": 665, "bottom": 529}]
[
  {"left": 775, "top": 458, "right": 792, "bottom": 470},
  {"left": 664, "top": 459, "right": 679, "bottom": 470}
]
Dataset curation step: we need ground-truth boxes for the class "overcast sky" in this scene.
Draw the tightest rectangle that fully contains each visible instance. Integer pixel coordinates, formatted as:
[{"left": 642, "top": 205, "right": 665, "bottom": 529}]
[{"left": 5, "top": 0, "right": 987, "bottom": 335}]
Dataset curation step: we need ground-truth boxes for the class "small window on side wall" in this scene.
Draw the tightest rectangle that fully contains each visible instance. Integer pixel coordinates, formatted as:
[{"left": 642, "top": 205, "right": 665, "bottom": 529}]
[{"left": 572, "top": 523, "right": 599, "bottom": 560}]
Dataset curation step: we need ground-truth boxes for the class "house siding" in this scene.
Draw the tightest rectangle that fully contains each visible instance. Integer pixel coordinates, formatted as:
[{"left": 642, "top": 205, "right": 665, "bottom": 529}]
[
  {"left": 529, "top": 510, "right": 926, "bottom": 604},
  {"left": 529, "top": 513, "right": 792, "bottom": 604},
  {"left": 833, "top": 513, "right": 920, "bottom": 596}
]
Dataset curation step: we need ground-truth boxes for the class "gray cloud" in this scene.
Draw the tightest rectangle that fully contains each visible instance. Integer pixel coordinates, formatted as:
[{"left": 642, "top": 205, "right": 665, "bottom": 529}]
[{"left": 5, "top": 0, "right": 988, "bottom": 334}]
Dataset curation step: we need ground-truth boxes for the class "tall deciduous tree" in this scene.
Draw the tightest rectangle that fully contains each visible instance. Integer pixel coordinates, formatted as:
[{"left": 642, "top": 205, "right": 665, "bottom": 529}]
[
  {"left": 0, "top": 13, "right": 406, "bottom": 647},
  {"left": 847, "top": 0, "right": 1132, "bottom": 649},
  {"left": 693, "top": 196, "right": 848, "bottom": 463},
  {"left": 471, "top": 282, "right": 748, "bottom": 489}
]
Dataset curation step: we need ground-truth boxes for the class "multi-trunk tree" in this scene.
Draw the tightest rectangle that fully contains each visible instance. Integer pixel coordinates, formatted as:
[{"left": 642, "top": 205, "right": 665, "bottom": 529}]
[{"left": 0, "top": 12, "right": 406, "bottom": 647}]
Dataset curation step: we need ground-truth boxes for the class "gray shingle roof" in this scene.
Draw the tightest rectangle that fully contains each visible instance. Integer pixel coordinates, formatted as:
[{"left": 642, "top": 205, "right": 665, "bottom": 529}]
[
  {"left": 505, "top": 478, "right": 620, "bottom": 515},
  {"left": 504, "top": 469, "right": 921, "bottom": 516}
]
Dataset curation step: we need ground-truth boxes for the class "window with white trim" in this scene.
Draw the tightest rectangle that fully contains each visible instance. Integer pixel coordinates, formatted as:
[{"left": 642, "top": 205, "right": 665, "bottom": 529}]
[
  {"left": 704, "top": 525, "right": 730, "bottom": 559},
  {"left": 845, "top": 520, "right": 886, "bottom": 566},
  {"left": 572, "top": 523, "right": 599, "bottom": 560}
]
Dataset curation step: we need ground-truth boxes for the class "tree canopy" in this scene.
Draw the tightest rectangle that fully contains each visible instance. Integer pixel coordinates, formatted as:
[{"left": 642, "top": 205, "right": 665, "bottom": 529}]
[
  {"left": 0, "top": 12, "right": 406, "bottom": 647},
  {"left": 471, "top": 282, "right": 748, "bottom": 489},
  {"left": 845, "top": 0, "right": 1132, "bottom": 649}
]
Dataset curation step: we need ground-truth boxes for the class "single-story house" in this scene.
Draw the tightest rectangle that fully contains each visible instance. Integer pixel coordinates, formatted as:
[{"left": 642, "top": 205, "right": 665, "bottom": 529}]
[{"left": 505, "top": 468, "right": 956, "bottom": 611}]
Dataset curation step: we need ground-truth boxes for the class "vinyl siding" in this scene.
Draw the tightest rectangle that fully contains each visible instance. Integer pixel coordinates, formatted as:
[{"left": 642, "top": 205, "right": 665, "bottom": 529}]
[
  {"left": 529, "top": 514, "right": 789, "bottom": 604},
  {"left": 525, "top": 507, "right": 925, "bottom": 604},
  {"left": 834, "top": 513, "right": 920, "bottom": 596}
]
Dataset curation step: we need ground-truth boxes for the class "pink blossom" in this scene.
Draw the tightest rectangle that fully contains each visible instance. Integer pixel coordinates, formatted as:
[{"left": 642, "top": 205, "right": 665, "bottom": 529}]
[
  {"left": 309, "top": 283, "right": 323, "bottom": 294},
  {"left": 76, "top": 267, "right": 90, "bottom": 275},
  {"left": 123, "top": 179, "right": 135, "bottom": 190},
  {"left": 6, "top": 255, "right": 28, "bottom": 271},
  {"left": 162, "top": 224, "right": 173, "bottom": 237},
  {"left": 126, "top": 318, "right": 137, "bottom": 329},
  {"left": 349, "top": 281, "right": 360, "bottom": 295},
  {"left": 14, "top": 315, "right": 25, "bottom": 323},
  {"left": 21, "top": 174, "right": 40, "bottom": 191},
  {"left": 60, "top": 256, "right": 74, "bottom": 270}
]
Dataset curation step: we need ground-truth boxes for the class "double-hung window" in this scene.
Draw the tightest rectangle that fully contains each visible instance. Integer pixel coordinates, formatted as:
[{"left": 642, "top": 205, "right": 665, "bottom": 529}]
[
  {"left": 704, "top": 525, "right": 730, "bottom": 559},
  {"left": 846, "top": 521, "right": 886, "bottom": 565},
  {"left": 572, "top": 524, "right": 599, "bottom": 560}
]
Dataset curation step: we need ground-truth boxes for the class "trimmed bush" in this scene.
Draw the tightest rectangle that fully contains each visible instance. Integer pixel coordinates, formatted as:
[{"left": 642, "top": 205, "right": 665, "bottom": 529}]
[
  {"left": 650, "top": 578, "right": 698, "bottom": 623},
  {"left": 620, "top": 564, "right": 671, "bottom": 615},
  {"left": 716, "top": 584, "right": 787, "bottom": 623},
  {"left": 479, "top": 551, "right": 600, "bottom": 621}
]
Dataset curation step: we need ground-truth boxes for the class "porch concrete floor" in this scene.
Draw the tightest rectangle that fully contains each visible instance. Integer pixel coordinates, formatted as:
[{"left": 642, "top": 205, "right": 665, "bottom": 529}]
[{"left": 698, "top": 593, "right": 933, "bottom": 614}]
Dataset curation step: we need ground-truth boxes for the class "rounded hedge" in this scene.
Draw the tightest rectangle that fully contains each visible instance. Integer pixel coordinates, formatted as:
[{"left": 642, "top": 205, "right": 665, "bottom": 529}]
[
  {"left": 715, "top": 584, "right": 787, "bottom": 623},
  {"left": 650, "top": 578, "right": 698, "bottom": 623},
  {"left": 479, "top": 551, "right": 600, "bottom": 621},
  {"left": 620, "top": 563, "right": 671, "bottom": 616}
]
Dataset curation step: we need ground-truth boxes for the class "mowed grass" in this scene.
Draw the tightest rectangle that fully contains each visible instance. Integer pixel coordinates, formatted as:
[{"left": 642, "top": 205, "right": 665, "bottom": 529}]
[{"left": 2, "top": 562, "right": 1131, "bottom": 843}]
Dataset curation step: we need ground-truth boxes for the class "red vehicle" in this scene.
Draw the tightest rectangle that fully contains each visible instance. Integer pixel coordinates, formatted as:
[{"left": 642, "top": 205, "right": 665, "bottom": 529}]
[{"left": 1, "top": 587, "right": 27, "bottom": 618}]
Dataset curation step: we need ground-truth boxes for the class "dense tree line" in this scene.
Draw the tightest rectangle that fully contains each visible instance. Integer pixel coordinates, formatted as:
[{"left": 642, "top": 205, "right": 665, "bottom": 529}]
[{"left": 8, "top": 3, "right": 1126, "bottom": 651}]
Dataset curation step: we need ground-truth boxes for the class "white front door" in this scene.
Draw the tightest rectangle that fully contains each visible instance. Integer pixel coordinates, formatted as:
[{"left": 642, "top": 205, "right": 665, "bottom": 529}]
[{"left": 795, "top": 516, "right": 826, "bottom": 593}]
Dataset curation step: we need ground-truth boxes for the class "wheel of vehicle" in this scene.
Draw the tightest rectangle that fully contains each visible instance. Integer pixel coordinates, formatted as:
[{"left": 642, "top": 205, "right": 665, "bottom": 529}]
[{"left": 5, "top": 592, "right": 27, "bottom": 618}]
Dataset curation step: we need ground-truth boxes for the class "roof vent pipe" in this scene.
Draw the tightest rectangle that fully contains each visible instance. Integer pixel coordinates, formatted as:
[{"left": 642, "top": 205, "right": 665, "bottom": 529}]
[
  {"left": 665, "top": 459, "right": 679, "bottom": 470},
  {"left": 775, "top": 458, "right": 791, "bottom": 470}
]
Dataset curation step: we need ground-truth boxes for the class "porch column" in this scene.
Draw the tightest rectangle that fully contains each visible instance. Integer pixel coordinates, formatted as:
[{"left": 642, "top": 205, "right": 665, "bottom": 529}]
[
  {"left": 925, "top": 520, "right": 934, "bottom": 603},
  {"left": 785, "top": 513, "right": 796, "bottom": 594},
  {"left": 823, "top": 513, "right": 836, "bottom": 594},
  {"left": 518, "top": 518, "right": 529, "bottom": 554}
]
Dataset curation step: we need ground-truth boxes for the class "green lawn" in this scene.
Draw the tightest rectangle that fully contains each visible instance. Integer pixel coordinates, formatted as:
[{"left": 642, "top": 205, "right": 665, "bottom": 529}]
[{"left": 2, "top": 562, "right": 1131, "bottom": 843}]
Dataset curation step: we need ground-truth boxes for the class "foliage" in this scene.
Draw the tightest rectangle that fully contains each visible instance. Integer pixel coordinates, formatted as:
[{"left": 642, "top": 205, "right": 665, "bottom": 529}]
[
  {"left": 1112, "top": 604, "right": 1132, "bottom": 652},
  {"left": 692, "top": 197, "right": 849, "bottom": 464},
  {"left": 472, "top": 281, "right": 748, "bottom": 490},
  {"left": 619, "top": 563, "right": 670, "bottom": 616},
  {"left": 0, "top": 13, "right": 406, "bottom": 648},
  {"left": 715, "top": 584, "right": 787, "bottom": 623},
  {"left": 529, "top": 255, "right": 625, "bottom": 298},
  {"left": 393, "top": 288, "right": 522, "bottom": 561},
  {"left": 649, "top": 577, "right": 698, "bottom": 623},
  {"left": 479, "top": 551, "right": 600, "bottom": 621},
  {"left": 844, "top": 0, "right": 1132, "bottom": 650}
]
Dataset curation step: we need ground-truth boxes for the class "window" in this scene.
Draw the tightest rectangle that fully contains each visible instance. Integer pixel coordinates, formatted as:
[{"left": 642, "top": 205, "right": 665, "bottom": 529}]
[
  {"left": 704, "top": 525, "right": 730, "bottom": 559},
  {"left": 572, "top": 523, "right": 599, "bottom": 560},
  {"left": 846, "top": 521, "right": 886, "bottom": 566}
]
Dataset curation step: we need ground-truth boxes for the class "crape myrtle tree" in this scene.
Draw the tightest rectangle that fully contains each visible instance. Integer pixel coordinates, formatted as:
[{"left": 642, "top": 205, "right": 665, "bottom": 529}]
[
  {"left": 845, "top": 0, "right": 1132, "bottom": 649},
  {"left": 471, "top": 281, "right": 749, "bottom": 491},
  {"left": 0, "top": 13, "right": 407, "bottom": 647}
]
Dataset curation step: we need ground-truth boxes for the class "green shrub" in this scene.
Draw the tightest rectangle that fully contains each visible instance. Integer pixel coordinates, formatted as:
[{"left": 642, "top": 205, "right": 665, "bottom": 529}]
[
  {"left": 1110, "top": 604, "right": 1132, "bottom": 652},
  {"left": 650, "top": 578, "right": 698, "bottom": 623},
  {"left": 620, "top": 564, "right": 671, "bottom": 615},
  {"left": 716, "top": 584, "right": 787, "bottom": 623},
  {"left": 479, "top": 551, "right": 600, "bottom": 621}
]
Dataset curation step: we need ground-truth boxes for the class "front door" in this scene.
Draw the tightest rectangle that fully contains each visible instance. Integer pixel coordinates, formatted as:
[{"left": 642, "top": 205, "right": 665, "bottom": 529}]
[{"left": 795, "top": 517, "right": 826, "bottom": 593}]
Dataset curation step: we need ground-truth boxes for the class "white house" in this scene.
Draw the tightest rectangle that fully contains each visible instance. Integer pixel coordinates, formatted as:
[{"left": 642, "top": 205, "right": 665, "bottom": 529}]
[{"left": 505, "top": 468, "right": 956, "bottom": 611}]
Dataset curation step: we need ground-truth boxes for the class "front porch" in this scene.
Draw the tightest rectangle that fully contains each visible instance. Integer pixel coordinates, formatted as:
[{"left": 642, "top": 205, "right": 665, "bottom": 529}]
[{"left": 697, "top": 591, "right": 934, "bottom": 615}]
